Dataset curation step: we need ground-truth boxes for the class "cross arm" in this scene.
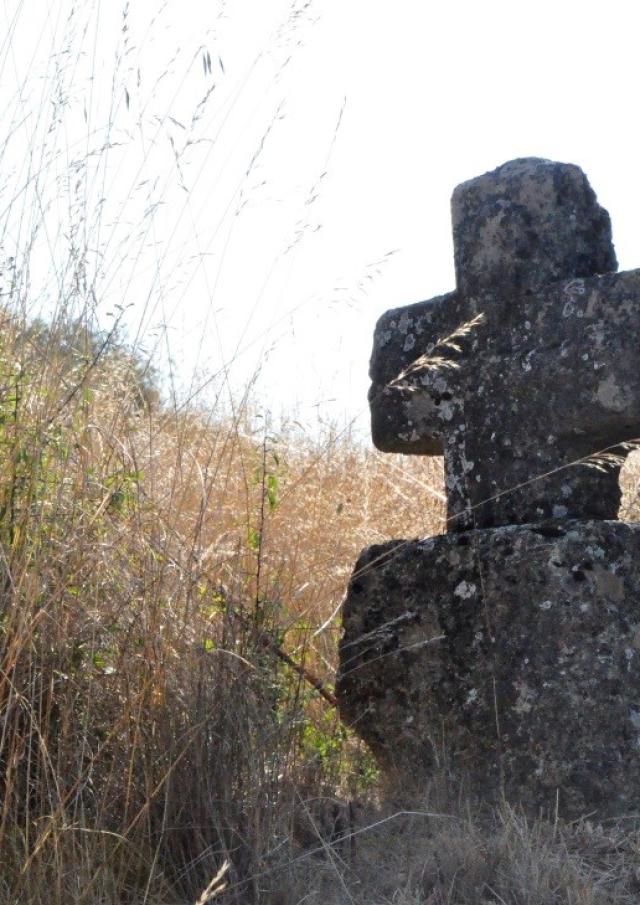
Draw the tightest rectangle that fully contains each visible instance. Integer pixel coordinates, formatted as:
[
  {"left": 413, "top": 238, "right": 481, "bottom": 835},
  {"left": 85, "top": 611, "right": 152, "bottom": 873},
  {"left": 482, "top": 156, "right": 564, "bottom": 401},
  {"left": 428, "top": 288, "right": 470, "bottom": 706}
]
[{"left": 369, "top": 290, "right": 471, "bottom": 455}]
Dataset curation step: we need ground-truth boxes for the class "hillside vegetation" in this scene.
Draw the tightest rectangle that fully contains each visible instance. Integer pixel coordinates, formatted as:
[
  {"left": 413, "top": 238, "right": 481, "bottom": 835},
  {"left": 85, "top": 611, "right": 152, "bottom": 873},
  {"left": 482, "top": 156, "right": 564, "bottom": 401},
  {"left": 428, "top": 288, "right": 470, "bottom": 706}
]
[
  {"left": 0, "top": 314, "right": 640, "bottom": 903},
  {"left": 0, "top": 313, "right": 445, "bottom": 901}
]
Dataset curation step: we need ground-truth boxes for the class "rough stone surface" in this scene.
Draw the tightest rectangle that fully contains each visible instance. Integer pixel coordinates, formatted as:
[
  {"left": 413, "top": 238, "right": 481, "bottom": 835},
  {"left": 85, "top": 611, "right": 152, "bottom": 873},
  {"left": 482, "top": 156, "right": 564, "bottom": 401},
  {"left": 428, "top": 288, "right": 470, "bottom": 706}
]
[
  {"left": 369, "top": 157, "right": 636, "bottom": 530},
  {"left": 452, "top": 157, "right": 616, "bottom": 298},
  {"left": 338, "top": 159, "right": 640, "bottom": 820},
  {"left": 337, "top": 520, "right": 640, "bottom": 819}
]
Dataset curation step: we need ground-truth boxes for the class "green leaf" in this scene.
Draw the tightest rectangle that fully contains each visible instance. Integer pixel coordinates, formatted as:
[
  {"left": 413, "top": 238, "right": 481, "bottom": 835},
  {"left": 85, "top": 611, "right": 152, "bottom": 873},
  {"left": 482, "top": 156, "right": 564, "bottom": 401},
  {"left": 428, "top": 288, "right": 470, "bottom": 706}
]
[
  {"left": 248, "top": 528, "right": 261, "bottom": 551},
  {"left": 93, "top": 651, "right": 107, "bottom": 670},
  {"left": 266, "top": 473, "right": 278, "bottom": 511}
]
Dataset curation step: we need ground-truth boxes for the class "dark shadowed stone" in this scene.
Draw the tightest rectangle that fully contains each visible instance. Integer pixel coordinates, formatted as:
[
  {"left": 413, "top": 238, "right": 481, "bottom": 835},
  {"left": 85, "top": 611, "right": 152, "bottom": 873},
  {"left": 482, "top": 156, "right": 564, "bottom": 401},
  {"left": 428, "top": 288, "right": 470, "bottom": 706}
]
[
  {"left": 337, "top": 520, "right": 640, "bottom": 819},
  {"left": 369, "top": 158, "right": 634, "bottom": 530}
]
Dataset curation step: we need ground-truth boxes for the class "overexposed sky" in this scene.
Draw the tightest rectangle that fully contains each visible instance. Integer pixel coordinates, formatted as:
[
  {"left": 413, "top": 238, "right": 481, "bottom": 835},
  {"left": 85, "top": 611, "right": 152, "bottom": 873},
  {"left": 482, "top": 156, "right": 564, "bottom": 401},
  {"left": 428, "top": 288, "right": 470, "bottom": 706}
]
[{"left": 3, "top": 0, "right": 640, "bottom": 433}]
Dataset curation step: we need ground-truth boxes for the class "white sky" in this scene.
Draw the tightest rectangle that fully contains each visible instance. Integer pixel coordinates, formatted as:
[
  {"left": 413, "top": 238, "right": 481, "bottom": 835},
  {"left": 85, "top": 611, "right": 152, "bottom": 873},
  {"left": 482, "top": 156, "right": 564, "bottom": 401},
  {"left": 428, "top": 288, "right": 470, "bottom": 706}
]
[{"left": 3, "top": 0, "right": 640, "bottom": 435}]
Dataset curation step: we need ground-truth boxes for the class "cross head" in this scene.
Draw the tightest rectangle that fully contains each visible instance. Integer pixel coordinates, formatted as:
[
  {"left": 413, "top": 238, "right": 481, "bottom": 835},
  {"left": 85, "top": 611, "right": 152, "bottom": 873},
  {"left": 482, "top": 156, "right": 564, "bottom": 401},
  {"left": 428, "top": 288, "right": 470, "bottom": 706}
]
[{"left": 370, "top": 158, "right": 640, "bottom": 529}]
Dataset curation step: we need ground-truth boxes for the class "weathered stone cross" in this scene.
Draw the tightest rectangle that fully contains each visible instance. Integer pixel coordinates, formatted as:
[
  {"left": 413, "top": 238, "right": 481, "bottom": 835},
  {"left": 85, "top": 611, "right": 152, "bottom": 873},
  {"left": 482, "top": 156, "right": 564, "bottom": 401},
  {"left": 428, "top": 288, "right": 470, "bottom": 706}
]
[{"left": 370, "top": 158, "right": 640, "bottom": 529}]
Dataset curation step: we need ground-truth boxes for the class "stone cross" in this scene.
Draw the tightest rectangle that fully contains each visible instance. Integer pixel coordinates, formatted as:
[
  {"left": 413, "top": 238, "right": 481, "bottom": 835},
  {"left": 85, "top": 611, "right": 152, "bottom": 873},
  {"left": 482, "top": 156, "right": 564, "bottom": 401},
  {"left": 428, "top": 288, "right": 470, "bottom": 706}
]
[{"left": 370, "top": 158, "right": 640, "bottom": 529}]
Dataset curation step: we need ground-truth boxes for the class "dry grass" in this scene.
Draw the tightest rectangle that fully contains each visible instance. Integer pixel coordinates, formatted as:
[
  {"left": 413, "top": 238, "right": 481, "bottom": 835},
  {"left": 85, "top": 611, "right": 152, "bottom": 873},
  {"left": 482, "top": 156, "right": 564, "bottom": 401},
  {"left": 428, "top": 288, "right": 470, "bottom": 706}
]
[
  {"left": 0, "top": 314, "right": 639, "bottom": 904},
  {"left": 0, "top": 307, "right": 447, "bottom": 902}
]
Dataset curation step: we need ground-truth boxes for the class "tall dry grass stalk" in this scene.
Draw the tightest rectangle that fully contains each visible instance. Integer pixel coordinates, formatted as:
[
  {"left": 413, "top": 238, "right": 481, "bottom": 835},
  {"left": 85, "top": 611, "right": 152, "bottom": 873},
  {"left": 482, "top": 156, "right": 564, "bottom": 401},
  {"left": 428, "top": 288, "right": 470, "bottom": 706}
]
[
  {"left": 0, "top": 83, "right": 445, "bottom": 886},
  {"left": 1, "top": 2, "right": 438, "bottom": 898},
  {"left": 0, "top": 304, "right": 446, "bottom": 901}
]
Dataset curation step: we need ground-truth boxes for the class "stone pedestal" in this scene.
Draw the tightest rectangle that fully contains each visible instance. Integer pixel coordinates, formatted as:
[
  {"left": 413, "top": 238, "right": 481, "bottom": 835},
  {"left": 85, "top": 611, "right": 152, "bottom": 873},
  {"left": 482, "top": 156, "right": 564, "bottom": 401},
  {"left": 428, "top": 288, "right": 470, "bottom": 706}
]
[{"left": 337, "top": 520, "right": 640, "bottom": 819}]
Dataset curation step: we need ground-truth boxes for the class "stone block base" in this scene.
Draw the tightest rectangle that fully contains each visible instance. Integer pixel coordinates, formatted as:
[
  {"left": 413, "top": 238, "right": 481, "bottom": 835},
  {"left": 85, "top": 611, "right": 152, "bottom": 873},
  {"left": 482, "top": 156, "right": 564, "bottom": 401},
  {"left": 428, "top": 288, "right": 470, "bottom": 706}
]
[{"left": 337, "top": 520, "right": 640, "bottom": 819}]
